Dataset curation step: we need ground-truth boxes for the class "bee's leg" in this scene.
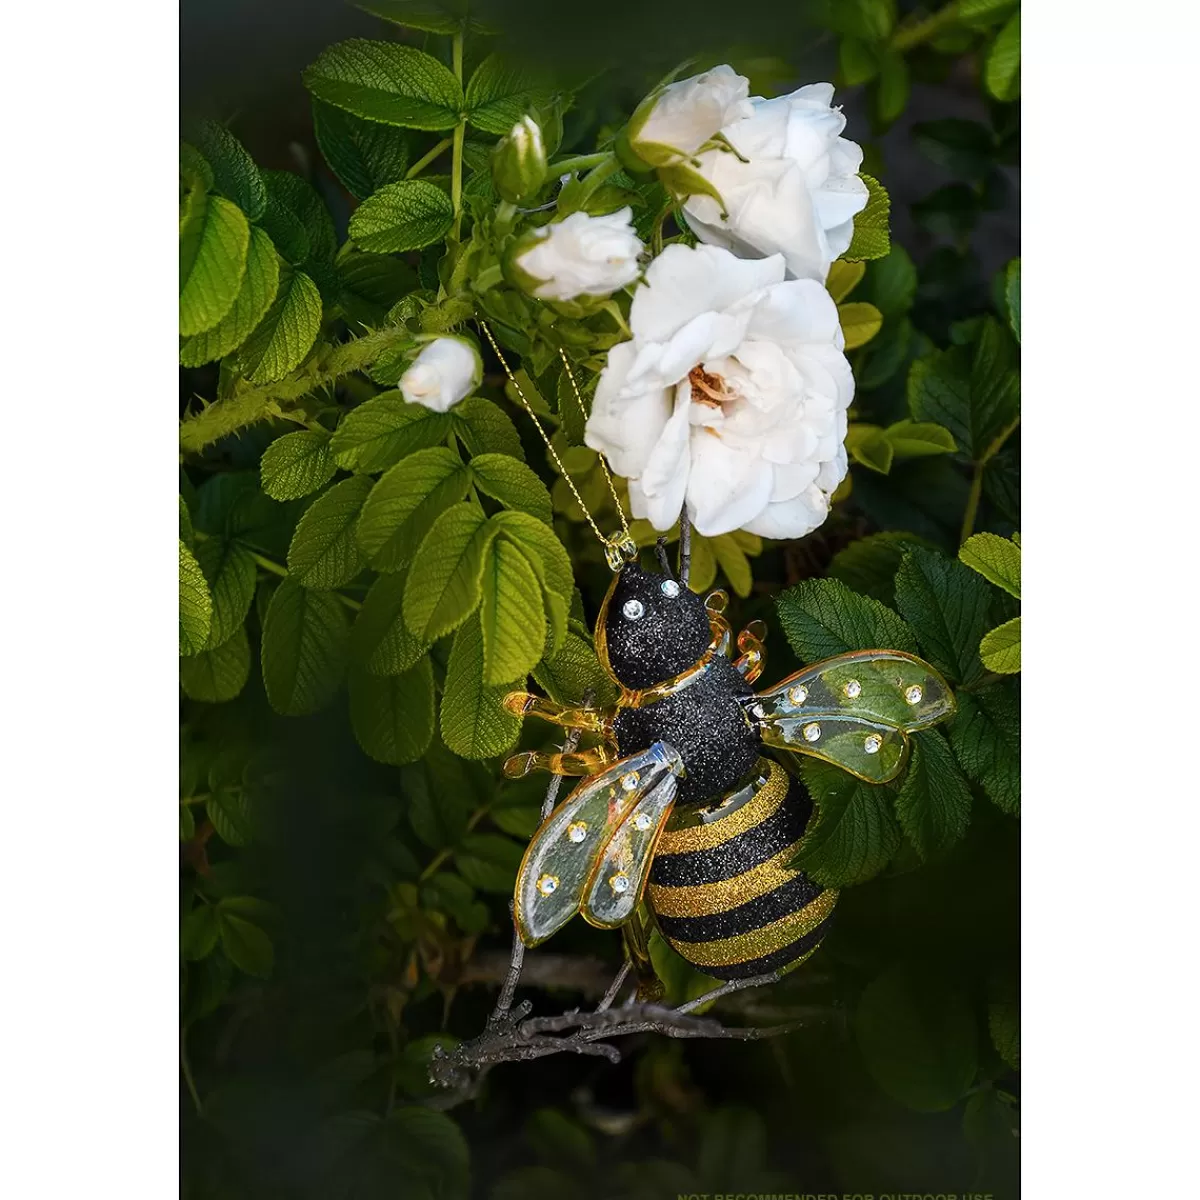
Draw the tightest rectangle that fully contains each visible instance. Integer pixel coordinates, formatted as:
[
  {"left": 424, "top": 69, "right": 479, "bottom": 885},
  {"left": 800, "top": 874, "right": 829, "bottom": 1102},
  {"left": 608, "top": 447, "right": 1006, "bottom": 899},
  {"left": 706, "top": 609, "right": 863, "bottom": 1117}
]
[
  {"left": 622, "top": 909, "right": 665, "bottom": 1004},
  {"left": 502, "top": 691, "right": 614, "bottom": 735},
  {"left": 502, "top": 745, "right": 619, "bottom": 780},
  {"left": 732, "top": 620, "right": 768, "bottom": 684}
]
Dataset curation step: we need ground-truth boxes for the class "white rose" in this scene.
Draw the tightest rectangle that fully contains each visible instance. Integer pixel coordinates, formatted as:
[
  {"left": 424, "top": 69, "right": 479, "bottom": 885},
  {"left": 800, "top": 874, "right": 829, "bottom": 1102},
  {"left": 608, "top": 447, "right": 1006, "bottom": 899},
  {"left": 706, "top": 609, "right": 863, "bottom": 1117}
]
[
  {"left": 513, "top": 207, "right": 643, "bottom": 302},
  {"left": 683, "top": 83, "right": 869, "bottom": 282},
  {"left": 585, "top": 243, "right": 852, "bottom": 540},
  {"left": 399, "top": 337, "right": 481, "bottom": 413},
  {"left": 626, "top": 64, "right": 754, "bottom": 161}
]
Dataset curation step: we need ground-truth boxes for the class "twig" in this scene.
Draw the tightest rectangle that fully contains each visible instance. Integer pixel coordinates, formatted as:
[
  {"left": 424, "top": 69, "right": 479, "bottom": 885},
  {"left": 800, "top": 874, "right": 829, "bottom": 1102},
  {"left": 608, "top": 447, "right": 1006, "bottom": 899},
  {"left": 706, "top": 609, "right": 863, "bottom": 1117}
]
[
  {"left": 654, "top": 536, "right": 672, "bottom": 576},
  {"left": 596, "top": 961, "right": 633, "bottom": 1012},
  {"left": 678, "top": 508, "right": 692, "bottom": 587}
]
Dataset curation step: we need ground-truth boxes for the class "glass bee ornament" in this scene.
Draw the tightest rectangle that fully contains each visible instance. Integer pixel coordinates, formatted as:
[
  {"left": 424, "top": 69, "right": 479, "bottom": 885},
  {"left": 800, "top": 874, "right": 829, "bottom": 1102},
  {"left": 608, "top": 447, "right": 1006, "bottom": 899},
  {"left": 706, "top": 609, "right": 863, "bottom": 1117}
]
[{"left": 503, "top": 562, "right": 956, "bottom": 980}]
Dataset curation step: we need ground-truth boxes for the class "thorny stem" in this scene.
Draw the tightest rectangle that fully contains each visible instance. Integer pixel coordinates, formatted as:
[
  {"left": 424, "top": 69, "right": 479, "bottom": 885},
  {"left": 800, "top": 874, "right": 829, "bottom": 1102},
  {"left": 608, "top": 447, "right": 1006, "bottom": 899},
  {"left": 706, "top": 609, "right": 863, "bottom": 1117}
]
[
  {"left": 450, "top": 32, "right": 465, "bottom": 242},
  {"left": 678, "top": 508, "right": 692, "bottom": 587},
  {"left": 961, "top": 460, "right": 985, "bottom": 543},
  {"left": 179, "top": 324, "right": 416, "bottom": 455},
  {"left": 892, "top": 2, "right": 963, "bottom": 53},
  {"left": 406, "top": 136, "right": 454, "bottom": 180}
]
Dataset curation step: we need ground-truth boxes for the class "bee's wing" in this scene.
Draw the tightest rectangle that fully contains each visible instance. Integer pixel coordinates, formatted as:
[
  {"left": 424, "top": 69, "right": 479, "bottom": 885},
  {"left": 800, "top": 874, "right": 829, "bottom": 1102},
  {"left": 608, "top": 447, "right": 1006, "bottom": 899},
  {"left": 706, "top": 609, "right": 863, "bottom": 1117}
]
[
  {"left": 513, "top": 742, "right": 684, "bottom": 947},
  {"left": 580, "top": 772, "right": 678, "bottom": 930},
  {"left": 753, "top": 650, "right": 956, "bottom": 784}
]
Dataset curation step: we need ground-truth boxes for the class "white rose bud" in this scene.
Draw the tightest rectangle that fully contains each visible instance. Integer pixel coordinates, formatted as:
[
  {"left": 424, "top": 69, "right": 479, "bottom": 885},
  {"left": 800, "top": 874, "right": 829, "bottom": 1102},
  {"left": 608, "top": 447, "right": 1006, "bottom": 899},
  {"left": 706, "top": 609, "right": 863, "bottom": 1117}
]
[
  {"left": 509, "top": 207, "right": 643, "bottom": 303},
  {"left": 586, "top": 243, "right": 853, "bottom": 540},
  {"left": 492, "top": 115, "right": 547, "bottom": 205},
  {"left": 620, "top": 65, "right": 753, "bottom": 168},
  {"left": 683, "top": 83, "right": 869, "bottom": 281},
  {"left": 399, "top": 336, "right": 481, "bottom": 413}
]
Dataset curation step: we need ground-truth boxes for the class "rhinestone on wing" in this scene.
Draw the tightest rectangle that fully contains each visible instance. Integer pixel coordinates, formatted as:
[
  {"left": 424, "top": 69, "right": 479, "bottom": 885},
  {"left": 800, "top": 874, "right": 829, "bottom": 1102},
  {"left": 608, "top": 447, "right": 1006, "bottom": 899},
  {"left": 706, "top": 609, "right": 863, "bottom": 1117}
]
[
  {"left": 864, "top": 734, "right": 882, "bottom": 754},
  {"left": 788, "top": 685, "right": 808, "bottom": 706},
  {"left": 537, "top": 874, "right": 559, "bottom": 896},
  {"left": 567, "top": 822, "right": 588, "bottom": 843},
  {"left": 844, "top": 679, "right": 861, "bottom": 699},
  {"left": 905, "top": 684, "right": 924, "bottom": 705},
  {"left": 803, "top": 723, "right": 821, "bottom": 742},
  {"left": 609, "top": 872, "right": 630, "bottom": 894}
]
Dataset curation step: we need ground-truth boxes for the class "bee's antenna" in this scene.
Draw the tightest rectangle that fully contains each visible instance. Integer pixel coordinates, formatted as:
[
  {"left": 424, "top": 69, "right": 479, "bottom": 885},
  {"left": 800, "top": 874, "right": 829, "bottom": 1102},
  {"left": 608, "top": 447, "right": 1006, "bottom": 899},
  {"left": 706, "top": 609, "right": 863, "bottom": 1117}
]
[{"left": 654, "top": 537, "right": 672, "bottom": 577}]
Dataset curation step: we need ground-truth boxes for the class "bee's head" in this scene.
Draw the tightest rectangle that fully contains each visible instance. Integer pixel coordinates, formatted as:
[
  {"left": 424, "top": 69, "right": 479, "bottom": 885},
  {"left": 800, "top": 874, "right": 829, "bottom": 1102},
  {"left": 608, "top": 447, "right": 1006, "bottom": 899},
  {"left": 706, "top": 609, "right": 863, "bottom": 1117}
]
[{"left": 597, "top": 563, "right": 715, "bottom": 690}]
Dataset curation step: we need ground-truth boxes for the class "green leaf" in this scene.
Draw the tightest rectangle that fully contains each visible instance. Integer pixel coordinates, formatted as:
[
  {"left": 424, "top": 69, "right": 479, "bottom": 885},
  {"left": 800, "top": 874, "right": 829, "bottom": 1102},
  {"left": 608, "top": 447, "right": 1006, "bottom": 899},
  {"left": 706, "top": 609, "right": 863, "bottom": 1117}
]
[
  {"left": 207, "top": 785, "right": 254, "bottom": 846},
  {"left": 489, "top": 510, "right": 574, "bottom": 605},
  {"left": 856, "top": 966, "right": 978, "bottom": 1111},
  {"left": 261, "top": 430, "right": 337, "bottom": 501},
  {"left": 180, "top": 141, "right": 213, "bottom": 192},
  {"left": 303, "top": 40, "right": 465, "bottom": 131},
  {"left": 455, "top": 833, "right": 524, "bottom": 892},
  {"left": 194, "top": 538, "right": 257, "bottom": 648},
  {"left": 861, "top": 244, "right": 917, "bottom": 317},
  {"left": 353, "top": 0, "right": 472, "bottom": 34},
  {"left": 791, "top": 759, "right": 901, "bottom": 886},
  {"left": 180, "top": 226, "right": 280, "bottom": 367},
  {"left": 883, "top": 419, "right": 956, "bottom": 459},
  {"left": 441, "top": 613, "right": 522, "bottom": 758},
  {"left": 480, "top": 537, "right": 546, "bottom": 685},
  {"left": 331, "top": 393, "right": 452, "bottom": 474},
  {"left": 179, "top": 192, "right": 250, "bottom": 336},
  {"left": 985, "top": 11, "right": 1021, "bottom": 102},
  {"left": 469, "top": 453, "right": 553, "bottom": 523},
  {"left": 980, "top": 616, "right": 1021, "bottom": 673},
  {"left": 349, "top": 179, "right": 455, "bottom": 253},
  {"left": 1005, "top": 257, "right": 1020, "bottom": 343},
  {"left": 350, "top": 572, "right": 428, "bottom": 674},
  {"left": 776, "top": 576, "right": 917, "bottom": 662},
  {"left": 894, "top": 729, "right": 973, "bottom": 859},
  {"left": 180, "top": 626, "right": 251, "bottom": 703},
  {"left": 286, "top": 476, "right": 374, "bottom": 588},
  {"left": 826, "top": 259, "right": 865, "bottom": 303},
  {"left": 959, "top": 0, "right": 1018, "bottom": 26},
  {"left": 179, "top": 540, "right": 213, "bottom": 656},
  {"left": 465, "top": 54, "right": 554, "bottom": 135},
  {"left": 913, "top": 118, "right": 995, "bottom": 179},
  {"left": 948, "top": 684, "right": 1020, "bottom": 814},
  {"left": 312, "top": 98, "right": 410, "bottom": 200},
  {"left": 181, "top": 905, "right": 221, "bottom": 960},
  {"left": 218, "top": 907, "right": 274, "bottom": 978},
  {"left": 828, "top": 531, "right": 936, "bottom": 606},
  {"left": 454, "top": 396, "right": 523, "bottom": 458},
  {"left": 843, "top": 173, "right": 890, "bottom": 261},
  {"left": 264, "top": 171, "right": 338, "bottom": 264},
  {"left": 875, "top": 51, "right": 909, "bottom": 124},
  {"left": 404, "top": 503, "right": 494, "bottom": 641},
  {"left": 839, "top": 36, "right": 879, "bottom": 85},
  {"left": 349, "top": 659, "right": 435, "bottom": 764},
  {"left": 336, "top": 249, "right": 418, "bottom": 327},
  {"left": 532, "top": 631, "right": 614, "bottom": 706},
  {"left": 237, "top": 268, "right": 323, "bottom": 385},
  {"left": 959, "top": 531, "right": 1021, "bottom": 598},
  {"left": 194, "top": 121, "right": 267, "bottom": 220},
  {"left": 261, "top": 577, "right": 349, "bottom": 715},
  {"left": 846, "top": 423, "right": 894, "bottom": 473},
  {"left": 894, "top": 547, "right": 993, "bottom": 685},
  {"left": 357, "top": 447, "right": 472, "bottom": 571},
  {"left": 838, "top": 301, "right": 883, "bottom": 349},
  {"left": 709, "top": 533, "right": 755, "bottom": 598}
]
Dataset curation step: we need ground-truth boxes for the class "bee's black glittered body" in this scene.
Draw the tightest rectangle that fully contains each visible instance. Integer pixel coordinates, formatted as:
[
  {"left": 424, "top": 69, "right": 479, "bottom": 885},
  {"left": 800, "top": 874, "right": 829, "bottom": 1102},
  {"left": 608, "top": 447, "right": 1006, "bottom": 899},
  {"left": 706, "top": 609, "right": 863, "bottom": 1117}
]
[{"left": 507, "top": 556, "right": 957, "bottom": 983}]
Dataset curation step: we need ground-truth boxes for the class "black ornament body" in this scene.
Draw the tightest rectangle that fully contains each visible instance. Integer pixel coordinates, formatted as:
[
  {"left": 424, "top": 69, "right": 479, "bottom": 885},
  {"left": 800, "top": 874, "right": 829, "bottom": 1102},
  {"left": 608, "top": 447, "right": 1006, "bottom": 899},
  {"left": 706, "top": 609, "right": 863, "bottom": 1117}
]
[{"left": 601, "top": 564, "right": 762, "bottom": 806}]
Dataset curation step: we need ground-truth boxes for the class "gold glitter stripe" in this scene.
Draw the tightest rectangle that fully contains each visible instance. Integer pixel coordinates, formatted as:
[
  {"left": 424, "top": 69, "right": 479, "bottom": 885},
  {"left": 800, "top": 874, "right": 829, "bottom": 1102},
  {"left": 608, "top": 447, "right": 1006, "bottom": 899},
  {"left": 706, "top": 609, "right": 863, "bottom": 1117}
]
[
  {"left": 648, "top": 844, "right": 805, "bottom": 918},
  {"left": 657, "top": 762, "right": 788, "bottom": 854},
  {"left": 664, "top": 889, "right": 838, "bottom": 968}
]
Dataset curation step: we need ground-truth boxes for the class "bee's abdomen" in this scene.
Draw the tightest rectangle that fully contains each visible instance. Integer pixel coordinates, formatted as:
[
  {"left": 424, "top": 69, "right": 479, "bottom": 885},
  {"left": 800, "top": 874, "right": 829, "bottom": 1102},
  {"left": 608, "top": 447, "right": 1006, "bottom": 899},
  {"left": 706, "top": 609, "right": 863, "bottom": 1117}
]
[{"left": 647, "top": 759, "right": 836, "bottom": 980}]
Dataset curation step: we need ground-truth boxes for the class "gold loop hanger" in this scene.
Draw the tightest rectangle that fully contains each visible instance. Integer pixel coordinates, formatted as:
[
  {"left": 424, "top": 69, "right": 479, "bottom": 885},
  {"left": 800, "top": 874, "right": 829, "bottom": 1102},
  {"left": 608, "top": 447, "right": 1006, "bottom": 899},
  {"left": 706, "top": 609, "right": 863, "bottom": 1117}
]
[{"left": 478, "top": 320, "right": 637, "bottom": 571}]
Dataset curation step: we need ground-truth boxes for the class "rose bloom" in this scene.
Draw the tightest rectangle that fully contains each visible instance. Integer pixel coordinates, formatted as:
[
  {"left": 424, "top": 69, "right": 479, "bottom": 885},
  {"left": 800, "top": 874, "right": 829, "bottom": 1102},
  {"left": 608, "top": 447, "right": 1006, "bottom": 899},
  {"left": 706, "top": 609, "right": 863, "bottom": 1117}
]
[
  {"left": 513, "top": 207, "right": 643, "bottom": 302},
  {"left": 399, "top": 337, "right": 481, "bottom": 413},
  {"left": 683, "top": 83, "right": 868, "bottom": 282},
  {"left": 585, "top": 243, "right": 852, "bottom": 539},
  {"left": 627, "top": 64, "right": 753, "bottom": 160}
]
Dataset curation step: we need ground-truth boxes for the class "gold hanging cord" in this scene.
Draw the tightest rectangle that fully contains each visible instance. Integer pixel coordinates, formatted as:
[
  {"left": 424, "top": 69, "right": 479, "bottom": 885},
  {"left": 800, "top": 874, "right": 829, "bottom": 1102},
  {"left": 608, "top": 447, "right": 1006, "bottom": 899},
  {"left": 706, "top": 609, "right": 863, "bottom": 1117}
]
[{"left": 478, "top": 320, "right": 636, "bottom": 571}]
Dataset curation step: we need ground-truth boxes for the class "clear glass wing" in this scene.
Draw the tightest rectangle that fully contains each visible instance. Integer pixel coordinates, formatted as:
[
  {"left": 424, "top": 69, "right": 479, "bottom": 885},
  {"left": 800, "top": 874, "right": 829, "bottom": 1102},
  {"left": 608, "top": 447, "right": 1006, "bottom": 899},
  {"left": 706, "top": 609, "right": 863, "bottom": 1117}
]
[
  {"left": 753, "top": 650, "right": 956, "bottom": 783},
  {"left": 580, "top": 774, "right": 678, "bottom": 929},
  {"left": 512, "top": 742, "right": 684, "bottom": 947}
]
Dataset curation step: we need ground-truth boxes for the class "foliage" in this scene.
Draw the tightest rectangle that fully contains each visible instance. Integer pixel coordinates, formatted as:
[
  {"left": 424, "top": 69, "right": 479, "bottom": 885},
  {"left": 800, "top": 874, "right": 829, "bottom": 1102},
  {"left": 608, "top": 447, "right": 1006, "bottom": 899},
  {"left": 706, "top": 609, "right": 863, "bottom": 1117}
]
[{"left": 180, "top": 3, "right": 1020, "bottom": 1196}]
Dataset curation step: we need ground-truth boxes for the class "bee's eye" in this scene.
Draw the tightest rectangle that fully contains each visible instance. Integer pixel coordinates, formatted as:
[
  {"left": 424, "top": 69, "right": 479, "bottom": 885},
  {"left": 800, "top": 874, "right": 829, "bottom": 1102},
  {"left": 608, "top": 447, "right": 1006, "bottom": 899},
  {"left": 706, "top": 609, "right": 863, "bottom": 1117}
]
[
  {"left": 621, "top": 599, "right": 644, "bottom": 620},
  {"left": 660, "top": 580, "right": 680, "bottom": 598}
]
